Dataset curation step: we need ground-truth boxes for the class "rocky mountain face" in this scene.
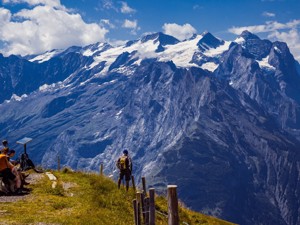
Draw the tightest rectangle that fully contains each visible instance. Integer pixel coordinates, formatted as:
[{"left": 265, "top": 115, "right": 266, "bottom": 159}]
[{"left": 0, "top": 31, "right": 299, "bottom": 225}]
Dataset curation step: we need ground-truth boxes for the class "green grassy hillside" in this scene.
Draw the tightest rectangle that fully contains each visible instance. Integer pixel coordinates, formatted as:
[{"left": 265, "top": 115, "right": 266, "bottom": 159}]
[{"left": 0, "top": 169, "right": 236, "bottom": 225}]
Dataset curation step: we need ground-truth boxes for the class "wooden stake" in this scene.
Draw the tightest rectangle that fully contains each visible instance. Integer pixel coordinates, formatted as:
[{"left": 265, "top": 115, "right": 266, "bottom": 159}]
[
  {"left": 136, "top": 191, "right": 142, "bottom": 225},
  {"left": 57, "top": 155, "right": 60, "bottom": 171},
  {"left": 144, "top": 197, "right": 150, "bottom": 225},
  {"left": 142, "top": 176, "right": 147, "bottom": 196},
  {"left": 149, "top": 188, "right": 156, "bottom": 225},
  {"left": 137, "top": 201, "right": 142, "bottom": 225},
  {"left": 167, "top": 185, "right": 179, "bottom": 225},
  {"left": 100, "top": 163, "right": 103, "bottom": 175},
  {"left": 141, "top": 192, "right": 146, "bottom": 224},
  {"left": 131, "top": 175, "right": 136, "bottom": 190},
  {"left": 133, "top": 199, "right": 138, "bottom": 225}
]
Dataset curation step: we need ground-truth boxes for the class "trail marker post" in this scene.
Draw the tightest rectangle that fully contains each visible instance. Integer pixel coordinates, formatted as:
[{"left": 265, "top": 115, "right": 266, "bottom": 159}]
[
  {"left": 16, "top": 137, "right": 32, "bottom": 155},
  {"left": 167, "top": 185, "right": 179, "bottom": 225}
]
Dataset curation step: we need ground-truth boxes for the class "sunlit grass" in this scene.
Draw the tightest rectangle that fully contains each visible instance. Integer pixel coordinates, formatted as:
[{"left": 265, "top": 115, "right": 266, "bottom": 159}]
[{"left": 0, "top": 169, "right": 236, "bottom": 225}]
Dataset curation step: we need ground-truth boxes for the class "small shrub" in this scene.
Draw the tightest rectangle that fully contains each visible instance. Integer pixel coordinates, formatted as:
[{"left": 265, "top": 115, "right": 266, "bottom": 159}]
[{"left": 62, "top": 167, "right": 73, "bottom": 173}]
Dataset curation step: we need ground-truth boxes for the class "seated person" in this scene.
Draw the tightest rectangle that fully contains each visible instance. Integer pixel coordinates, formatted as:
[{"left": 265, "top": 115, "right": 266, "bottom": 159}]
[
  {"left": 0, "top": 148, "right": 21, "bottom": 193},
  {"left": 6, "top": 149, "right": 28, "bottom": 189},
  {"left": 6, "top": 149, "right": 18, "bottom": 165},
  {"left": 0, "top": 148, "right": 16, "bottom": 192}
]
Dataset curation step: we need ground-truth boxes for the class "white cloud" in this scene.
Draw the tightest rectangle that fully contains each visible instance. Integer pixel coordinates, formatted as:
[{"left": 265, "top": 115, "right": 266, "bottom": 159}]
[
  {"left": 122, "top": 19, "right": 140, "bottom": 35},
  {"left": 228, "top": 20, "right": 300, "bottom": 62},
  {"left": 2, "top": 0, "right": 65, "bottom": 9},
  {"left": 100, "top": 0, "right": 118, "bottom": 11},
  {"left": 162, "top": 23, "right": 197, "bottom": 41},
  {"left": 228, "top": 20, "right": 300, "bottom": 35},
  {"left": 0, "top": 3, "right": 108, "bottom": 56},
  {"left": 120, "top": 1, "right": 136, "bottom": 14},
  {"left": 262, "top": 11, "right": 275, "bottom": 17},
  {"left": 0, "top": 7, "right": 12, "bottom": 23},
  {"left": 100, "top": 19, "right": 115, "bottom": 29},
  {"left": 123, "top": 19, "right": 137, "bottom": 29}
]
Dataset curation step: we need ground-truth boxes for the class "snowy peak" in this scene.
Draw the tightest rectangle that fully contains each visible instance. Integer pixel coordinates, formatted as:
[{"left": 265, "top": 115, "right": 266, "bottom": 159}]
[
  {"left": 235, "top": 30, "right": 273, "bottom": 60},
  {"left": 197, "top": 32, "right": 225, "bottom": 51},
  {"left": 240, "top": 30, "right": 260, "bottom": 41},
  {"left": 141, "top": 32, "right": 179, "bottom": 45},
  {"left": 82, "top": 42, "right": 112, "bottom": 57},
  {"left": 141, "top": 32, "right": 179, "bottom": 52},
  {"left": 28, "top": 49, "right": 63, "bottom": 63}
]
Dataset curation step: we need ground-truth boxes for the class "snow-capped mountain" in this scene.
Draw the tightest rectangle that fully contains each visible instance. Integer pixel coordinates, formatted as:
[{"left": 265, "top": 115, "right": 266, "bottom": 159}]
[{"left": 0, "top": 31, "right": 299, "bottom": 225}]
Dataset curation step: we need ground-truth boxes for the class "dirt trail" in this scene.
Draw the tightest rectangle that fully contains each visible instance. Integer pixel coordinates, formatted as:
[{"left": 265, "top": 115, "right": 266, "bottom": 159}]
[{"left": 0, "top": 172, "right": 44, "bottom": 203}]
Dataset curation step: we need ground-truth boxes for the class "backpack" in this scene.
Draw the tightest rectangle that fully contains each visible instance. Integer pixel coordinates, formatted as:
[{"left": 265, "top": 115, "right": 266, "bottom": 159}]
[
  {"left": 118, "top": 156, "right": 128, "bottom": 170},
  {"left": 18, "top": 153, "right": 35, "bottom": 171}
]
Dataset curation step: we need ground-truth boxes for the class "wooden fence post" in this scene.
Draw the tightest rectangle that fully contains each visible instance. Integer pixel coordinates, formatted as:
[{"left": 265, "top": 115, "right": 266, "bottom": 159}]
[
  {"left": 149, "top": 188, "right": 156, "bottom": 225},
  {"left": 133, "top": 199, "right": 138, "bottom": 225},
  {"left": 136, "top": 192, "right": 142, "bottom": 225},
  {"left": 167, "top": 185, "right": 179, "bottom": 225},
  {"left": 100, "top": 163, "right": 103, "bottom": 175},
  {"left": 131, "top": 175, "right": 136, "bottom": 191},
  {"left": 141, "top": 192, "right": 146, "bottom": 224},
  {"left": 132, "top": 199, "right": 137, "bottom": 225},
  {"left": 144, "top": 197, "right": 150, "bottom": 225},
  {"left": 142, "top": 176, "right": 147, "bottom": 196},
  {"left": 57, "top": 155, "right": 60, "bottom": 171}
]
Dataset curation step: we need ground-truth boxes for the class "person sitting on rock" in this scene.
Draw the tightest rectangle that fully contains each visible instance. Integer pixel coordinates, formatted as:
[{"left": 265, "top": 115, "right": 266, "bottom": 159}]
[
  {"left": 7, "top": 149, "right": 29, "bottom": 189},
  {"left": 0, "top": 147, "right": 16, "bottom": 193}
]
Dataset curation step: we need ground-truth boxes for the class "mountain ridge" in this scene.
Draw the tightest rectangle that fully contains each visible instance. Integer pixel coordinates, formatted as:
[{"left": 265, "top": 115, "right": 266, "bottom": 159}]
[{"left": 0, "top": 30, "right": 299, "bottom": 225}]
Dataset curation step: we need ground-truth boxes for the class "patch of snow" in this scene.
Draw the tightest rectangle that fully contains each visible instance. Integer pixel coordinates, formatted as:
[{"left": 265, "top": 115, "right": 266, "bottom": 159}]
[
  {"left": 39, "top": 83, "right": 56, "bottom": 92},
  {"left": 200, "top": 62, "right": 218, "bottom": 72},
  {"left": 158, "top": 35, "right": 203, "bottom": 67},
  {"left": 90, "top": 39, "right": 159, "bottom": 74},
  {"left": 39, "top": 82, "right": 66, "bottom": 92},
  {"left": 97, "top": 79, "right": 117, "bottom": 87},
  {"left": 234, "top": 37, "right": 245, "bottom": 44},
  {"left": 204, "top": 41, "right": 231, "bottom": 57},
  {"left": 94, "top": 132, "right": 101, "bottom": 138},
  {"left": 274, "top": 46, "right": 282, "bottom": 54},
  {"left": 86, "top": 35, "right": 229, "bottom": 73},
  {"left": 83, "top": 43, "right": 107, "bottom": 56},
  {"left": 112, "top": 65, "right": 136, "bottom": 76},
  {"left": 29, "top": 50, "right": 62, "bottom": 63},
  {"left": 7, "top": 93, "right": 28, "bottom": 102},
  {"left": 256, "top": 56, "right": 275, "bottom": 70},
  {"left": 115, "top": 109, "right": 123, "bottom": 119}
]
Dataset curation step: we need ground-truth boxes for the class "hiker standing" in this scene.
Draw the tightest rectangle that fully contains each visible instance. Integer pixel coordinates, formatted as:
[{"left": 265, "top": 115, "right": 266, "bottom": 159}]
[{"left": 116, "top": 149, "right": 132, "bottom": 191}]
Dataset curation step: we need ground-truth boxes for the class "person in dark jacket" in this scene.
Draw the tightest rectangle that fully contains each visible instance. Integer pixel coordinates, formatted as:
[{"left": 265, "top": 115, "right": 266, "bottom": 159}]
[{"left": 116, "top": 149, "right": 132, "bottom": 191}]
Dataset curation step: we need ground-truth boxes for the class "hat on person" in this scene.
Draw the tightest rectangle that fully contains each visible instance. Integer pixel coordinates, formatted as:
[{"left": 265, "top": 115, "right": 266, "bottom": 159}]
[
  {"left": 2, "top": 140, "right": 8, "bottom": 146},
  {"left": 123, "top": 149, "right": 128, "bottom": 155}
]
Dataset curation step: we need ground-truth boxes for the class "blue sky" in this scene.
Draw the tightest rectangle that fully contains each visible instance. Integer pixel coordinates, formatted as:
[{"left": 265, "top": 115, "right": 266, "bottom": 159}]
[{"left": 0, "top": 0, "right": 300, "bottom": 61}]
